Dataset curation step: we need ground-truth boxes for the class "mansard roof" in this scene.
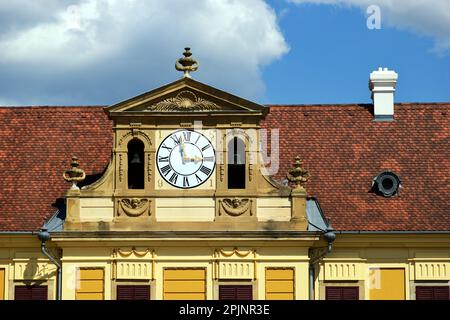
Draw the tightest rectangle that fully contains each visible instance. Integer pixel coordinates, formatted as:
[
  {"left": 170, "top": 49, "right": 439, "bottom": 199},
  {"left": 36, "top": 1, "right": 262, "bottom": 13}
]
[{"left": 0, "top": 103, "right": 448, "bottom": 232}]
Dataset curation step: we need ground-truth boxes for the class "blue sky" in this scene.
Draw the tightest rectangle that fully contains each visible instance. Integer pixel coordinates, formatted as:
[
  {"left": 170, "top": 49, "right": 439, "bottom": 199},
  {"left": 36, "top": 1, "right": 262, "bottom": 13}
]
[
  {"left": 264, "top": 1, "right": 450, "bottom": 104},
  {"left": 0, "top": 0, "right": 449, "bottom": 106}
]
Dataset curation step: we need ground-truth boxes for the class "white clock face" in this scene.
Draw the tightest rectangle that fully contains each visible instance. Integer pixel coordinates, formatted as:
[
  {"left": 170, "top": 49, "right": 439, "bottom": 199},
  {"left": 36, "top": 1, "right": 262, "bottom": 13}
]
[{"left": 156, "top": 130, "right": 216, "bottom": 189}]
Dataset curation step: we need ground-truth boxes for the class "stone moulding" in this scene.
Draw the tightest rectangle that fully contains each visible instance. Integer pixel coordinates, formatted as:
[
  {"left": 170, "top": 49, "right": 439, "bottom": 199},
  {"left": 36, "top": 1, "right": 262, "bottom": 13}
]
[
  {"left": 219, "top": 198, "right": 252, "bottom": 217},
  {"left": 117, "top": 198, "right": 151, "bottom": 217}
]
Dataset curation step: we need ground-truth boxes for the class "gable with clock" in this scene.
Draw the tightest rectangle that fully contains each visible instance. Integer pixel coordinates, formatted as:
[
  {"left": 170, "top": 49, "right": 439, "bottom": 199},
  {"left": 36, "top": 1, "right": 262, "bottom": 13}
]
[{"left": 63, "top": 49, "right": 310, "bottom": 232}]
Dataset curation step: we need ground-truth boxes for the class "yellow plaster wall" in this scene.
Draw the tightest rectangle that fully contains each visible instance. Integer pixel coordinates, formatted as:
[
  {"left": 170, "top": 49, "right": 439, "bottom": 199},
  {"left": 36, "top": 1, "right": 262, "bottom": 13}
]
[
  {"left": 155, "top": 198, "right": 215, "bottom": 221},
  {"left": 79, "top": 198, "right": 114, "bottom": 222},
  {"left": 256, "top": 198, "right": 291, "bottom": 222}
]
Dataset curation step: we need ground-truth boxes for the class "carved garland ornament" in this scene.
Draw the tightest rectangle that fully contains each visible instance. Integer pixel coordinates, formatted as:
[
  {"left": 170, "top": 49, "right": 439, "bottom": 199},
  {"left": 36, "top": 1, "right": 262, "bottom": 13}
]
[
  {"left": 113, "top": 248, "right": 152, "bottom": 258},
  {"left": 146, "top": 91, "right": 220, "bottom": 112},
  {"left": 219, "top": 198, "right": 252, "bottom": 217},
  {"left": 118, "top": 198, "right": 151, "bottom": 217}
]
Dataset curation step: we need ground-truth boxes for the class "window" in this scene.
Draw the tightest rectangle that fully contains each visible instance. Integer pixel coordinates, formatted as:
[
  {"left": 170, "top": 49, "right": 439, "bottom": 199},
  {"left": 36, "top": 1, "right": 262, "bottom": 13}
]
[
  {"left": 219, "top": 285, "right": 253, "bottom": 300},
  {"left": 128, "top": 139, "right": 145, "bottom": 189},
  {"left": 14, "top": 285, "right": 47, "bottom": 300},
  {"left": 163, "top": 268, "right": 206, "bottom": 300},
  {"left": 265, "top": 268, "right": 295, "bottom": 300},
  {"left": 416, "top": 286, "right": 449, "bottom": 300},
  {"left": 369, "top": 268, "right": 405, "bottom": 300},
  {"left": 117, "top": 285, "right": 150, "bottom": 300},
  {"left": 227, "top": 137, "right": 245, "bottom": 189},
  {"left": 326, "top": 286, "right": 359, "bottom": 300},
  {"left": 372, "top": 171, "right": 401, "bottom": 197},
  {"left": 76, "top": 268, "right": 104, "bottom": 300}
]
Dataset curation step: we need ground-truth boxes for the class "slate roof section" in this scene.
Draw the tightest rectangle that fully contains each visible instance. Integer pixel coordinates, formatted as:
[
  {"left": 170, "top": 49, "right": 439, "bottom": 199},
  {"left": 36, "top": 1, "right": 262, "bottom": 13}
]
[{"left": 0, "top": 103, "right": 448, "bottom": 231}]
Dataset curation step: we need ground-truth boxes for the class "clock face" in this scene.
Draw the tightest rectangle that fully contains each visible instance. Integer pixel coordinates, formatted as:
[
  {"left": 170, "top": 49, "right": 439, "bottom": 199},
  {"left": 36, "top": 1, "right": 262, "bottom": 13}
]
[{"left": 156, "top": 129, "right": 216, "bottom": 189}]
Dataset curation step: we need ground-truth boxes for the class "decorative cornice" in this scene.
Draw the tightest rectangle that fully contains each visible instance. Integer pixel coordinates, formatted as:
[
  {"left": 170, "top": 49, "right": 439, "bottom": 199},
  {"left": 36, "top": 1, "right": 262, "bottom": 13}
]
[{"left": 145, "top": 91, "right": 220, "bottom": 112}]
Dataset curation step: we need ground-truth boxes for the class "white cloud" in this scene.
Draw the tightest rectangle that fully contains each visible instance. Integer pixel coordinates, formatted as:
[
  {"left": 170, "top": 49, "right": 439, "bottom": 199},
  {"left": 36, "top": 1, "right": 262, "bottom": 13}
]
[
  {"left": 0, "top": 0, "right": 289, "bottom": 105},
  {"left": 289, "top": 0, "right": 450, "bottom": 53}
]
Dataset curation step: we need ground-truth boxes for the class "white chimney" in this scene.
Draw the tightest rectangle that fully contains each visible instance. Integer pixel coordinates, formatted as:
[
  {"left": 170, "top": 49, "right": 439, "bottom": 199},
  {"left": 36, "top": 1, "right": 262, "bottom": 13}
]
[{"left": 369, "top": 67, "right": 398, "bottom": 121}]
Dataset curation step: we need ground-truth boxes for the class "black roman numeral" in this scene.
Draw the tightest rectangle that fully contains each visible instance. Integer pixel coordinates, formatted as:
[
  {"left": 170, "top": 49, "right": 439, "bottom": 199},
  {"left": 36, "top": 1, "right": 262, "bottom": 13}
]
[
  {"left": 169, "top": 172, "right": 178, "bottom": 184},
  {"left": 183, "top": 131, "right": 191, "bottom": 142},
  {"left": 158, "top": 156, "right": 169, "bottom": 162},
  {"left": 200, "top": 166, "right": 212, "bottom": 176},
  {"left": 161, "top": 144, "right": 172, "bottom": 151},
  {"left": 195, "top": 134, "right": 201, "bottom": 144},
  {"left": 203, "top": 156, "right": 215, "bottom": 162},
  {"left": 183, "top": 176, "right": 190, "bottom": 187},
  {"left": 195, "top": 174, "right": 202, "bottom": 183},
  {"left": 201, "top": 144, "right": 211, "bottom": 152},
  {"left": 171, "top": 135, "right": 181, "bottom": 145},
  {"left": 160, "top": 165, "right": 171, "bottom": 176}
]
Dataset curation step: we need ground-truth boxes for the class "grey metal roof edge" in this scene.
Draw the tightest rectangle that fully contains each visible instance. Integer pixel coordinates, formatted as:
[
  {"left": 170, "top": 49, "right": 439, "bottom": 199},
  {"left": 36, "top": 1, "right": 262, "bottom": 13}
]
[
  {"left": 0, "top": 231, "right": 37, "bottom": 234},
  {"left": 306, "top": 198, "right": 329, "bottom": 232}
]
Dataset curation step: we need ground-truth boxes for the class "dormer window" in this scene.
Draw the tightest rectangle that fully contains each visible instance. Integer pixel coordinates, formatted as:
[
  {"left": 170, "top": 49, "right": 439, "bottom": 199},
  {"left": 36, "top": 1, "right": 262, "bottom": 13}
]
[
  {"left": 372, "top": 171, "right": 401, "bottom": 197},
  {"left": 228, "top": 137, "right": 246, "bottom": 189},
  {"left": 128, "top": 139, "right": 144, "bottom": 189}
]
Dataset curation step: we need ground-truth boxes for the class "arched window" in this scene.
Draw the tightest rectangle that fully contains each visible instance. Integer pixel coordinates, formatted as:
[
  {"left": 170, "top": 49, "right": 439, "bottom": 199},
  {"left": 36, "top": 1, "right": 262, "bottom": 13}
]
[
  {"left": 227, "top": 137, "right": 246, "bottom": 189},
  {"left": 127, "top": 139, "right": 144, "bottom": 189}
]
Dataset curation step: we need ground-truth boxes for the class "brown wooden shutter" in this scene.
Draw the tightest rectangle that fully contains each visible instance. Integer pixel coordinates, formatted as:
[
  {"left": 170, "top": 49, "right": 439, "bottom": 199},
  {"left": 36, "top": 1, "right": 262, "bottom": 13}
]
[
  {"left": 219, "top": 285, "right": 253, "bottom": 300},
  {"left": 117, "top": 285, "right": 150, "bottom": 300},
  {"left": 326, "top": 287, "right": 359, "bottom": 300},
  {"left": 416, "top": 286, "right": 450, "bottom": 300},
  {"left": 14, "top": 286, "right": 48, "bottom": 300}
]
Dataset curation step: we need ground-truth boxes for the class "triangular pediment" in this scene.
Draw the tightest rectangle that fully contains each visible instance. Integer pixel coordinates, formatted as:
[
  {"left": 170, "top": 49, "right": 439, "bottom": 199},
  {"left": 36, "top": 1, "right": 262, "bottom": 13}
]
[{"left": 106, "top": 77, "right": 268, "bottom": 117}]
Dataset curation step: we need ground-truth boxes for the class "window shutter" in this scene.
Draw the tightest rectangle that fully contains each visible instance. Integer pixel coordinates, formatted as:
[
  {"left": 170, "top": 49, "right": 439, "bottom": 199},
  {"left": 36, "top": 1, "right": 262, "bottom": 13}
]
[
  {"left": 325, "top": 287, "right": 342, "bottom": 300},
  {"left": 219, "top": 285, "right": 253, "bottom": 300},
  {"left": 15, "top": 286, "right": 48, "bottom": 300},
  {"left": 117, "top": 285, "right": 150, "bottom": 300},
  {"left": 416, "top": 286, "right": 450, "bottom": 300},
  {"left": 134, "top": 285, "right": 150, "bottom": 300},
  {"left": 433, "top": 286, "right": 449, "bottom": 300},
  {"left": 236, "top": 285, "right": 253, "bottom": 300},
  {"left": 219, "top": 286, "right": 236, "bottom": 300},
  {"left": 326, "top": 287, "right": 359, "bottom": 300}
]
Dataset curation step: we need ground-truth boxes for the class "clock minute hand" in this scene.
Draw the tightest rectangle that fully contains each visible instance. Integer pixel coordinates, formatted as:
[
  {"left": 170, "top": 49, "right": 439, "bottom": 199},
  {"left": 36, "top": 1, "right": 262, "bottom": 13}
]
[{"left": 179, "top": 136, "right": 188, "bottom": 163}]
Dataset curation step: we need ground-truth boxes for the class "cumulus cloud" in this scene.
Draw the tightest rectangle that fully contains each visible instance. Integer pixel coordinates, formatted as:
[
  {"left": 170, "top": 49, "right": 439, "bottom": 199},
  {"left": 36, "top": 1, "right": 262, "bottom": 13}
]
[
  {"left": 289, "top": 0, "right": 450, "bottom": 53},
  {"left": 0, "top": 0, "right": 289, "bottom": 105}
]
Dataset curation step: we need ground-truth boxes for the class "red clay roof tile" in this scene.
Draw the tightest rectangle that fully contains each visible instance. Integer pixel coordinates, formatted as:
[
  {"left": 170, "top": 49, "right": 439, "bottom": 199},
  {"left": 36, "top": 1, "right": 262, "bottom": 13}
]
[{"left": 0, "top": 103, "right": 448, "bottom": 231}]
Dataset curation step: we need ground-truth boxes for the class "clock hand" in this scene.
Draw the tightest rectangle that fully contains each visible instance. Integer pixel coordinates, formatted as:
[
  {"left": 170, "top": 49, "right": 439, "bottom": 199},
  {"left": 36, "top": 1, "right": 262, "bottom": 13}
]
[
  {"left": 179, "top": 135, "right": 188, "bottom": 163},
  {"left": 187, "top": 155, "right": 203, "bottom": 163}
]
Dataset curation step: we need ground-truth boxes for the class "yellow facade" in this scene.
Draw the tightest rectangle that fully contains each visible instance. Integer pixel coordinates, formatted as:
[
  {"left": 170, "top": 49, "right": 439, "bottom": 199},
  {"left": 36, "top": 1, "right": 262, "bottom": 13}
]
[
  {"left": 0, "top": 233, "right": 449, "bottom": 300},
  {"left": 0, "top": 62, "right": 449, "bottom": 301}
]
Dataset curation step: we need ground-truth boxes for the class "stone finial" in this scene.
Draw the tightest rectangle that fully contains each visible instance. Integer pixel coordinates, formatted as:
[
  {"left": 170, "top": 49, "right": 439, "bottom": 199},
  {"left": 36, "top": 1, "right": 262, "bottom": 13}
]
[
  {"left": 63, "top": 156, "right": 86, "bottom": 190},
  {"left": 175, "top": 47, "right": 199, "bottom": 78},
  {"left": 286, "top": 156, "right": 310, "bottom": 189}
]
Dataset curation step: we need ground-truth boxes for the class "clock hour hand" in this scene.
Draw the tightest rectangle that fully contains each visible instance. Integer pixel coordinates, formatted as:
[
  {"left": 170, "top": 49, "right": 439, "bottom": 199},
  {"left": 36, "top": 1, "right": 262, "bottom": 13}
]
[{"left": 187, "top": 155, "right": 203, "bottom": 164}]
